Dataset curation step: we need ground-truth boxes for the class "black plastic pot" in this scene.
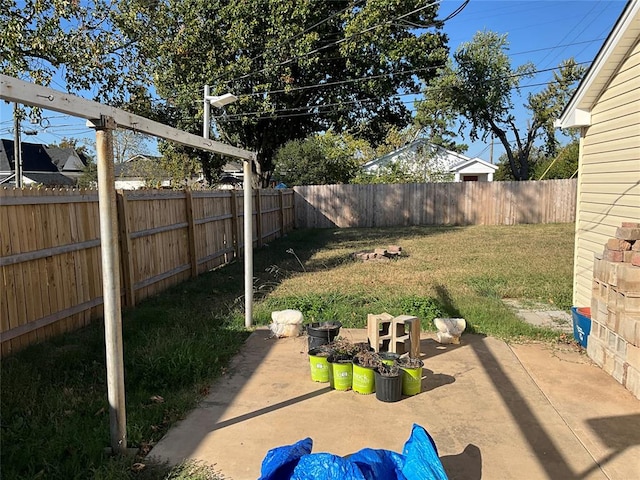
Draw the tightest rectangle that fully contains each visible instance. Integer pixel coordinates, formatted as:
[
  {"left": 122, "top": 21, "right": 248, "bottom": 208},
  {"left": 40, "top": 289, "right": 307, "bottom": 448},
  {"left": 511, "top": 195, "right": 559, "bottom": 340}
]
[
  {"left": 306, "top": 321, "right": 342, "bottom": 350},
  {"left": 374, "top": 370, "right": 402, "bottom": 402}
]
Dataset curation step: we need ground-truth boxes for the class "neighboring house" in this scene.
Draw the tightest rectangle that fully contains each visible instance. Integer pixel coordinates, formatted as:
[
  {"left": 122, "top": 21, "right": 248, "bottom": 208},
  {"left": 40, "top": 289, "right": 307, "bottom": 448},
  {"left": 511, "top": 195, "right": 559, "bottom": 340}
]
[
  {"left": 114, "top": 154, "right": 172, "bottom": 190},
  {"left": 46, "top": 145, "right": 88, "bottom": 182},
  {"left": 218, "top": 160, "right": 244, "bottom": 189},
  {"left": 361, "top": 139, "right": 497, "bottom": 182},
  {"left": 556, "top": 0, "right": 639, "bottom": 399},
  {"left": 0, "top": 139, "right": 85, "bottom": 187}
]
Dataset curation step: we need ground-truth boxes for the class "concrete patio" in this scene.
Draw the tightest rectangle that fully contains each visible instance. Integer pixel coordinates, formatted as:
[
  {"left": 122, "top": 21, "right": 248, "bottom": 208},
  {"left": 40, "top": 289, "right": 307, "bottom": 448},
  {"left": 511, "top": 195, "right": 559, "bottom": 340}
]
[{"left": 150, "top": 328, "right": 640, "bottom": 479}]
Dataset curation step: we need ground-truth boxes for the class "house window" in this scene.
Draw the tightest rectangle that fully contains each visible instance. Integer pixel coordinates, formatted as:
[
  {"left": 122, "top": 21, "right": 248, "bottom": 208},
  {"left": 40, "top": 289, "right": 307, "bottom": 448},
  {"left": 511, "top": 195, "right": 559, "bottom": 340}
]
[{"left": 463, "top": 175, "right": 478, "bottom": 182}]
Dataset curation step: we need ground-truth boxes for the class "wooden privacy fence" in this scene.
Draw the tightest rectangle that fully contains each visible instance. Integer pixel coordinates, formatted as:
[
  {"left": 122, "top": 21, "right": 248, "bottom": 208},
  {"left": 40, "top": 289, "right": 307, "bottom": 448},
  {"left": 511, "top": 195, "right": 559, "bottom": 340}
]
[
  {"left": 0, "top": 187, "right": 294, "bottom": 356},
  {"left": 294, "top": 179, "right": 577, "bottom": 228}
]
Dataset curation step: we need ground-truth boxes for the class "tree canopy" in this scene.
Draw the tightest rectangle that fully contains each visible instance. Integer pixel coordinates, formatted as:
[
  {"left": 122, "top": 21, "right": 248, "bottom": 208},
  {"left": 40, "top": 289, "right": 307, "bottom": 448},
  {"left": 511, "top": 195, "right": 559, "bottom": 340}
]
[
  {"left": 273, "top": 131, "right": 366, "bottom": 186},
  {"left": 418, "top": 31, "right": 584, "bottom": 180},
  {"left": 1, "top": 0, "right": 147, "bottom": 102},
  {"left": 124, "top": 0, "right": 448, "bottom": 185}
]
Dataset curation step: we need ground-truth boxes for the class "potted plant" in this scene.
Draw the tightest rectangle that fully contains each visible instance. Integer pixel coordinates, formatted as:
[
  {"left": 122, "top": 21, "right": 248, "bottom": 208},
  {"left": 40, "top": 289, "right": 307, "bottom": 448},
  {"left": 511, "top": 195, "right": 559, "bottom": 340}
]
[
  {"left": 305, "top": 321, "right": 342, "bottom": 350},
  {"left": 308, "top": 346, "right": 332, "bottom": 383},
  {"left": 397, "top": 356, "right": 424, "bottom": 396},
  {"left": 379, "top": 351, "right": 400, "bottom": 366},
  {"left": 352, "top": 350, "right": 381, "bottom": 395},
  {"left": 374, "top": 363, "right": 402, "bottom": 402},
  {"left": 326, "top": 337, "right": 359, "bottom": 391}
]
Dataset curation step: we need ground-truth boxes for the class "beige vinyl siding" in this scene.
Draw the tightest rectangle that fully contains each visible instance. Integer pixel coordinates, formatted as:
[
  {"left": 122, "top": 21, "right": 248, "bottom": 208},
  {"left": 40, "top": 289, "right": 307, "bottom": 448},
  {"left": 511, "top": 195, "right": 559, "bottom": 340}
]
[{"left": 573, "top": 40, "right": 640, "bottom": 307}]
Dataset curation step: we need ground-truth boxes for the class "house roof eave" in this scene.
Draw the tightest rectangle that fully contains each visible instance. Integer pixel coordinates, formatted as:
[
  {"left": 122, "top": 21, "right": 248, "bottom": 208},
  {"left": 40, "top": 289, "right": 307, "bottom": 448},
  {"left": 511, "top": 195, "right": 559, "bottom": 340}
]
[{"left": 448, "top": 157, "right": 498, "bottom": 173}]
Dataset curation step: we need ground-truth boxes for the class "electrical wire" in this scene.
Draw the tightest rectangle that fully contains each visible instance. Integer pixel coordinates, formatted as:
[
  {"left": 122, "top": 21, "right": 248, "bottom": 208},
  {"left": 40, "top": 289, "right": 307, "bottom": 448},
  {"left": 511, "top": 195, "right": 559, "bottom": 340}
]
[
  {"left": 440, "top": 0, "right": 469, "bottom": 22},
  {"left": 210, "top": 75, "right": 586, "bottom": 124},
  {"left": 190, "top": 36, "right": 603, "bottom": 106},
  {"left": 535, "top": 0, "right": 605, "bottom": 71},
  {"left": 210, "top": 61, "right": 591, "bottom": 121},
  {"left": 243, "top": 64, "right": 445, "bottom": 97},
  {"left": 510, "top": 38, "right": 607, "bottom": 57}
]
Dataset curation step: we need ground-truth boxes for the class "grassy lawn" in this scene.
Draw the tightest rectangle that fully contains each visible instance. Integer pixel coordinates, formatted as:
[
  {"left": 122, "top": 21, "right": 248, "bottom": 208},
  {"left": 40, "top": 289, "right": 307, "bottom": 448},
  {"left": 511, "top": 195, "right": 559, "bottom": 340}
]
[
  {"left": 250, "top": 223, "right": 574, "bottom": 338},
  {"left": 1, "top": 223, "right": 575, "bottom": 479}
]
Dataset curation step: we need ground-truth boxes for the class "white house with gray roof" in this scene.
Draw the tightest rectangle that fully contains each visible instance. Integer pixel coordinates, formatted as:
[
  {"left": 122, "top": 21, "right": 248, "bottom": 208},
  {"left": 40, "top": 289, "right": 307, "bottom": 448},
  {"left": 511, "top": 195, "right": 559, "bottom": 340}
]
[{"left": 361, "top": 139, "right": 497, "bottom": 182}]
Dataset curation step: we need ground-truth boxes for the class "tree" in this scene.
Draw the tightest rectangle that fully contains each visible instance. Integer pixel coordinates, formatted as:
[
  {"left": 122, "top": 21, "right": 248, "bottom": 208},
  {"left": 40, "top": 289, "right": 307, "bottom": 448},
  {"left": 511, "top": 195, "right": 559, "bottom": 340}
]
[
  {"left": 78, "top": 160, "right": 98, "bottom": 189},
  {"left": 49, "top": 137, "right": 98, "bottom": 188},
  {"left": 125, "top": 0, "right": 448, "bottom": 185},
  {"left": 494, "top": 146, "right": 548, "bottom": 181},
  {"left": 1, "top": 0, "right": 147, "bottom": 102},
  {"left": 273, "top": 131, "right": 364, "bottom": 186},
  {"left": 534, "top": 140, "right": 580, "bottom": 180},
  {"left": 112, "top": 130, "right": 153, "bottom": 164},
  {"left": 48, "top": 137, "right": 94, "bottom": 158},
  {"left": 157, "top": 150, "right": 204, "bottom": 189},
  {"left": 372, "top": 125, "right": 421, "bottom": 158},
  {"left": 419, "top": 31, "right": 585, "bottom": 180},
  {"left": 414, "top": 87, "right": 467, "bottom": 153}
]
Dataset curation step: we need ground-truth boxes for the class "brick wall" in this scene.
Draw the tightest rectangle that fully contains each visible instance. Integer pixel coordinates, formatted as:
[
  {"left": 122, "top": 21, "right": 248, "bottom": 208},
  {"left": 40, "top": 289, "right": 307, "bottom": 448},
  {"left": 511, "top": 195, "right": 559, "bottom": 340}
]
[{"left": 589, "top": 223, "right": 640, "bottom": 400}]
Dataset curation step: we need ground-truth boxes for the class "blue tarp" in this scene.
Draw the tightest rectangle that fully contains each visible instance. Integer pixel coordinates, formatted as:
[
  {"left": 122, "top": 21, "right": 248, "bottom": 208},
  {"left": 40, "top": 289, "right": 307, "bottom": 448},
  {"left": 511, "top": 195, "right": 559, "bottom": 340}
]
[{"left": 258, "top": 424, "right": 448, "bottom": 480}]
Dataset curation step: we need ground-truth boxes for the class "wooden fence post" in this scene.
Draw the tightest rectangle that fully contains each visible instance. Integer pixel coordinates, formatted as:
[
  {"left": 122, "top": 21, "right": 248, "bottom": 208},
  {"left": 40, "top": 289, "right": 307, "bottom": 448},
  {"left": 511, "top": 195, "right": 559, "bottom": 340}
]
[
  {"left": 229, "top": 190, "right": 240, "bottom": 259},
  {"left": 184, "top": 189, "right": 198, "bottom": 277},
  {"left": 278, "top": 190, "right": 284, "bottom": 236},
  {"left": 256, "top": 189, "right": 263, "bottom": 248},
  {"left": 116, "top": 190, "right": 135, "bottom": 307}
]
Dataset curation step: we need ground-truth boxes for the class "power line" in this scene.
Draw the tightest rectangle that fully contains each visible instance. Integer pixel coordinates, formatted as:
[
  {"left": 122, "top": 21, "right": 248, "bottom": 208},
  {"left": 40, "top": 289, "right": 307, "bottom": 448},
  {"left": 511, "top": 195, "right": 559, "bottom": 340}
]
[
  {"left": 510, "top": 38, "right": 606, "bottom": 57},
  {"left": 243, "top": 64, "right": 445, "bottom": 98},
  {"left": 211, "top": 60, "right": 591, "bottom": 121},
  {"left": 211, "top": 74, "right": 585, "bottom": 124},
  {"left": 535, "top": 0, "right": 605, "bottom": 71},
  {"left": 183, "top": 37, "right": 604, "bottom": 107}
]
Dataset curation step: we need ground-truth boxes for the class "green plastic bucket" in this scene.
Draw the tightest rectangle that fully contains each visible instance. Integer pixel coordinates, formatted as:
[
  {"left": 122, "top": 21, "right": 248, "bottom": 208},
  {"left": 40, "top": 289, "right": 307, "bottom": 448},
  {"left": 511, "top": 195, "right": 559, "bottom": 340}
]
[
  {"left": 400, "top": 359, "right": 424, "bottom": 396},
  {"left": 308, "top": 349, "right": 330, "bottom": 383},
  {"left": 352, "top": 360, "right": 375, "bottom": 395},
  {"left": 328, "top": 358, "right": 352, "bottom": 391},
  {"left": 379, "top": 352, "right": 400, "bottom": 366}
]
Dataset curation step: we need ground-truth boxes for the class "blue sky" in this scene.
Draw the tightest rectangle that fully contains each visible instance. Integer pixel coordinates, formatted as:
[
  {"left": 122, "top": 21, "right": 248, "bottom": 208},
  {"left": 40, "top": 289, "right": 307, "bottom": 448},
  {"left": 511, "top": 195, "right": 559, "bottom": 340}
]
[
  {"left": 0, "top": 0, "right": 628, "bottom": 162},
  {"left": 438, "top": 0, "right": 627, "bottom": 160}
]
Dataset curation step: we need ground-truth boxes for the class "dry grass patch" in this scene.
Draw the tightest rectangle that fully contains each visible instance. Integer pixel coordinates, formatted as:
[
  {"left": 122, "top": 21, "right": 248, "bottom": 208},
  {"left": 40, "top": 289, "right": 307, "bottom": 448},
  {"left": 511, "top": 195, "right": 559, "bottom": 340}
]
[{"left": 252, "top": 223, "right": 574, "bottom": 338}]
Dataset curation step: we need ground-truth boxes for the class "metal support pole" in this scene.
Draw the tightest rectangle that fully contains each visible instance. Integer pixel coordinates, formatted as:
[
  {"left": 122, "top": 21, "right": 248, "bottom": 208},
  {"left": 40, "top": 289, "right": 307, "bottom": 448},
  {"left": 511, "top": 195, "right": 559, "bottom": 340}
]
[
  {"left": 203, "top": 85, "right": 210, "bottom": 139},
  {"left": 13, "top": 103, "right": 23, "bottom": 188},
  {"left": 201, "top": 84, "right": 250, "bottom": 324},
  {"left": 89, "top": 115, "right": 127, "bottom": 455},
  {"left": 243, "top": 159, "right": 253, "bottom": 327}
]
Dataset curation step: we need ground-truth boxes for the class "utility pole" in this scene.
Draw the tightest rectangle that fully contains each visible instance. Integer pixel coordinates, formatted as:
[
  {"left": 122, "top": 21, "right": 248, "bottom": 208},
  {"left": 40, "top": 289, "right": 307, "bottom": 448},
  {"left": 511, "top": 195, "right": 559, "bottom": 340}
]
[
  {"left": 13, "top": 103, "right": 23, "bottom": 187},
  {"left": 489, "top": 134, "right": 494, "bottom": 164}
]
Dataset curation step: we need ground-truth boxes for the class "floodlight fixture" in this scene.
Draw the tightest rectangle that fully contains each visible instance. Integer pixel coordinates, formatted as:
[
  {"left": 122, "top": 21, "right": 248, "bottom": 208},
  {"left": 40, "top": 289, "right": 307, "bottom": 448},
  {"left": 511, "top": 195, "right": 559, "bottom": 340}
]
[
  {"left": 203, "top": 85, "right": 238, "bottom": 139},
  {"left": 205, "top": 92, "right": 238, "bottom": 108}
]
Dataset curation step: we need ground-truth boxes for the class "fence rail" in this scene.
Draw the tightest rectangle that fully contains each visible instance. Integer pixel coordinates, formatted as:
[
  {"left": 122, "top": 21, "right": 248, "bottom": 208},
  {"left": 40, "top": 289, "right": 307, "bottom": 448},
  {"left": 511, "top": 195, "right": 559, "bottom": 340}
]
[
  {"left": 294, "top": 179, "right": 577, "bottom": 229},
  {"left": 0, "top": 187, "right": 295, "bottom": 356}
]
